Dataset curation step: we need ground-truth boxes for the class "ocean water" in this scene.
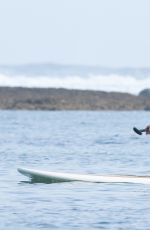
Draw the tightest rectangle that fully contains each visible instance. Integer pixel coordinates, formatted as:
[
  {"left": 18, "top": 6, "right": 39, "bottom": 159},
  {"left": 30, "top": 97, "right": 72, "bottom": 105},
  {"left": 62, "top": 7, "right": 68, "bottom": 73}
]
[
  {"left": 1, "top": 110, "right": 150, "bottom": 230},
  {"left": 0, "top": 64, "right": 150, "bottom": 94}
]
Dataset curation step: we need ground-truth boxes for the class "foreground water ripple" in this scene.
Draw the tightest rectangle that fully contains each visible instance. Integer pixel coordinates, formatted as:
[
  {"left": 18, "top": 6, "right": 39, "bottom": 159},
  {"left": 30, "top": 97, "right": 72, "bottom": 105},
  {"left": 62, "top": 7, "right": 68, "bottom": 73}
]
[{"left": 0, "top": 111, "right": 150, "bottom": 229}]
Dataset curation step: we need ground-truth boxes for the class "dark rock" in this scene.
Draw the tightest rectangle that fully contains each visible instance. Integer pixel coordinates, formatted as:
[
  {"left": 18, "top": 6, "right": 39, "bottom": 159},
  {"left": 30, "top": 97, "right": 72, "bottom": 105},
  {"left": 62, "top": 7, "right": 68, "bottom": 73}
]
[
  {"left": 144, "top": 106, "right": 150, "bottom": 111},
  {"left": 139, "top": 89, "right": 150, "bottom": 97}
]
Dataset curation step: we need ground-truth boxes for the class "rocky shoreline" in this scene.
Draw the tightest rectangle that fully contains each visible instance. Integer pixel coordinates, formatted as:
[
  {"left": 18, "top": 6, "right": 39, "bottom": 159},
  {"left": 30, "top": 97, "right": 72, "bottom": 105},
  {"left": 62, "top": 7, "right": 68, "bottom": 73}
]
[{"left": 0, "top": 87, "right": 149, "bottom": 110}]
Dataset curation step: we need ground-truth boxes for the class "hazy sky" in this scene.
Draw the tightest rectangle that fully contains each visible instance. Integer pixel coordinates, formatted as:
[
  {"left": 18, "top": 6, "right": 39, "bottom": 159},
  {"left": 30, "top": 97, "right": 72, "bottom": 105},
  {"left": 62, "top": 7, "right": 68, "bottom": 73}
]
[{"left": 0, "top": 0, "right": 150, "bottom": 67}]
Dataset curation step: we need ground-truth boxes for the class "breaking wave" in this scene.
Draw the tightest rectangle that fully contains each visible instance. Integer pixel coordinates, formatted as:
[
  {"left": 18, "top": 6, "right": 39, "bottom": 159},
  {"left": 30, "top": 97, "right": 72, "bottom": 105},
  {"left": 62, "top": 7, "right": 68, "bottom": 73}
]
[{"left": 0, "top": 73, "right": 150, "bottom": 95}]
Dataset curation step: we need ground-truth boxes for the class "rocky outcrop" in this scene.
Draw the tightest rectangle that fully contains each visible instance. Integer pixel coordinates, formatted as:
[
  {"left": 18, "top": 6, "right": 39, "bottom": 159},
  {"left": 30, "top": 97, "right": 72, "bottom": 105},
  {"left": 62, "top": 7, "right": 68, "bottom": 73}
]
[
  {"left": 0, "top": 87, "right": 150, "bottom": 110},
  {"left": 139, "top": 89, "right": 150, "bottom": 97}
]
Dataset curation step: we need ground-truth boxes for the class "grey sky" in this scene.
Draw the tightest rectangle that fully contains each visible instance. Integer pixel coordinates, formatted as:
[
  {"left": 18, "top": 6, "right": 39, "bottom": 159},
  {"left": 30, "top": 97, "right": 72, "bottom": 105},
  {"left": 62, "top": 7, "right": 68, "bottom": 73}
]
[{"left": 0, "top": 0, "right": 150, "bottom": 67}]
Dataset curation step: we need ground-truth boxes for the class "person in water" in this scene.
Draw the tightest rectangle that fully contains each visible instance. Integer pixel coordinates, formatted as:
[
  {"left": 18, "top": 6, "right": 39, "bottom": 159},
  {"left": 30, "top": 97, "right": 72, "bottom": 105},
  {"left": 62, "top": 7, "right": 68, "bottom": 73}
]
[{"left": 146, "top": 125, "right": 150, "bottom": 134}]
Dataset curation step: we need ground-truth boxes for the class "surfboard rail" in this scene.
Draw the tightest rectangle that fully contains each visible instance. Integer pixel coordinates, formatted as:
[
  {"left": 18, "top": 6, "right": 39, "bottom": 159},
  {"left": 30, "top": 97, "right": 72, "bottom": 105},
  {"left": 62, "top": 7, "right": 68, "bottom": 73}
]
[{"left": 18, "top": 168, "right": 150, "bottom": 184}]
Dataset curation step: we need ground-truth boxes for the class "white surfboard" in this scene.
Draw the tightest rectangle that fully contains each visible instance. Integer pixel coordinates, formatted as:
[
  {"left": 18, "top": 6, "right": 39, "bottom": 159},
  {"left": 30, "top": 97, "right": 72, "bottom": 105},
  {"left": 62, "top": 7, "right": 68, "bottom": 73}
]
[{"left": 18, "top": 167, "right": 150, "bottom": 185}]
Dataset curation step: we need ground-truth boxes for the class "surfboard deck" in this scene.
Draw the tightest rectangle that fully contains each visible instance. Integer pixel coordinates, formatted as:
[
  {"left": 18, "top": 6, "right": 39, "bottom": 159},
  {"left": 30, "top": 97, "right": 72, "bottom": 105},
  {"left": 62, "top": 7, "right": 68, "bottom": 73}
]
[{"left": 18, "top": 168, "right": 150, "bottom": 184}]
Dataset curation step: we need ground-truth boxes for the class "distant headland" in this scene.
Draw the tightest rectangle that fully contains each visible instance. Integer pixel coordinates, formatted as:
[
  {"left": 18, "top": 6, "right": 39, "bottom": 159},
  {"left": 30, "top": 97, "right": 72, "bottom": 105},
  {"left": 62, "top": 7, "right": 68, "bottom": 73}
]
[{"left": 0, "top": 87, "right": 150, "bottom": 110}]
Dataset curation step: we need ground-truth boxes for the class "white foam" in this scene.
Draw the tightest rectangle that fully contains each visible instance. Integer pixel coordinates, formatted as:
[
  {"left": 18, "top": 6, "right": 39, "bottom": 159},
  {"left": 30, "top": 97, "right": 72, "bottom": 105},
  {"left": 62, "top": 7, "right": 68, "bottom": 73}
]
[{"left": 0, "top": 73, "right": 150, "bottom": 94}]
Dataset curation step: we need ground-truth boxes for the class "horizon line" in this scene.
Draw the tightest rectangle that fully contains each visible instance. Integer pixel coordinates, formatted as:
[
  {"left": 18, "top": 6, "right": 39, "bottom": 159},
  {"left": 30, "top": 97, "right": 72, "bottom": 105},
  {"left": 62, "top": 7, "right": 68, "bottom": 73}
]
[{"left": 0, "top": 62, "right": 150, "bottom": 70}]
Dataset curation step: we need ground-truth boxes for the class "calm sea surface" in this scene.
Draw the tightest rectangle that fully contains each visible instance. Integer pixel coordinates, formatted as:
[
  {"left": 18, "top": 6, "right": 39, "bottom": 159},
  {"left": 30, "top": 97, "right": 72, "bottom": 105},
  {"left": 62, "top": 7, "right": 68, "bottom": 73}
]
[{"left": 1, "top": 111, "right": 150, "bottom": 230}]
